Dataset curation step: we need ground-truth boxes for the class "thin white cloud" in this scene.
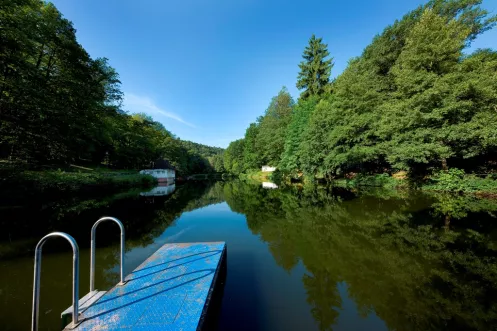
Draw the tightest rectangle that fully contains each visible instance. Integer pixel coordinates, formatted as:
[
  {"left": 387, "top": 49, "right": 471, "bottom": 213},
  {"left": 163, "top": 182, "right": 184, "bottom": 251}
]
[
  {"left": 207, "top": 137, "right": 238, "bottom": 148},
  {"left": 123, "top": 93, "right": 196, "bottom": 128}
]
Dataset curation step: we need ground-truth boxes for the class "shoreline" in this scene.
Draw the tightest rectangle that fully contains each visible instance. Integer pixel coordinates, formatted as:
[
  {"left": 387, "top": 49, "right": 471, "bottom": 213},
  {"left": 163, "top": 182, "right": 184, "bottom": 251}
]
[
  {"left": 236, "top": 170, "right": 497, "bottom": 197},
  {"left": 0, "top": 170, "right": 157, "bottom": 200}
]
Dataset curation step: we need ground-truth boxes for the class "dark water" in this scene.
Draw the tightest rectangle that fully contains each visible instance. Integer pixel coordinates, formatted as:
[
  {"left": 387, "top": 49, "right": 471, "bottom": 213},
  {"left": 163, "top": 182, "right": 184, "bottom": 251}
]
[{"left": 1, "top": 181, "right": 497, "bottom": 330}]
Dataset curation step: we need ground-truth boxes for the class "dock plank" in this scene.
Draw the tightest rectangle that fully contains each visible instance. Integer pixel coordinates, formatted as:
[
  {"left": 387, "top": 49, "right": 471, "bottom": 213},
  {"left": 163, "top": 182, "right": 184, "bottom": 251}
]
[{"left": 68, "top": 242, "right": 226, "bottom": 331}]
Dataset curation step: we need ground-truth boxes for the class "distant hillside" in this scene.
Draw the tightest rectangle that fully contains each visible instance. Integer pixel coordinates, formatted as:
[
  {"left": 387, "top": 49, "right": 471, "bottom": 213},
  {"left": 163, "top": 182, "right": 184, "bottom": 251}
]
[
  {"left": 180, "top": 141, "right": 224, "bottom": 158},
  {"left": 179, "top": 140, "right": 225, "bottom": 173}
]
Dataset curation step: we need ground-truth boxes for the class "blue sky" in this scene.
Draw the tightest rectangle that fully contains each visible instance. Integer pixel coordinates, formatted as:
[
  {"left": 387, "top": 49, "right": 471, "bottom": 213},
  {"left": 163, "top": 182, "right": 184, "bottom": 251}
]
[{"left": 51, "top": 0, "right": 496, "bottom": 148}]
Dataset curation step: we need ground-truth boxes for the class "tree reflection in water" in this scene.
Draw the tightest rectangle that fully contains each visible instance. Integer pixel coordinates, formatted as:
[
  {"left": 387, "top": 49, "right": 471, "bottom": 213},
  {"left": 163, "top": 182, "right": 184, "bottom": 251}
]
[
  {"left": 1, "top": 180, "right": 496, "bottom": 330},
  {"left": 223, "top": 181, "right": 497, "bottom": 331}
]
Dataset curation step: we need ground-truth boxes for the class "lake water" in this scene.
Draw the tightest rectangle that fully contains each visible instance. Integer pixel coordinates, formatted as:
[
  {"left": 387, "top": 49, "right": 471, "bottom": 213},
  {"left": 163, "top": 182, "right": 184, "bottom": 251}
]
[{"left": 1, "top": 181, "right": 497, "bottom": 330}]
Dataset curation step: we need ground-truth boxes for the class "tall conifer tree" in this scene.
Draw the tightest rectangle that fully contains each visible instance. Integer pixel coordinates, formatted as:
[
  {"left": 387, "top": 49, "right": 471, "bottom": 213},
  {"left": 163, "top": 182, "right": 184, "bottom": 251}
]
[{"left": 296, "top": 35, "right": 333, "bottom": 99}]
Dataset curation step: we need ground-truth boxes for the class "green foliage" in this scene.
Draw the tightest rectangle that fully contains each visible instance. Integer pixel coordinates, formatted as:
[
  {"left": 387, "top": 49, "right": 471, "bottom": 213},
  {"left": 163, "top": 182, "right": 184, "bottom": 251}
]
[
  {"left": 223, "top": 87, "right": 294, "bottom": 174},
  {"left": 210, "top": 152, "right": 225, "bottom": 173},
  {"left": 424, "top": 168, "right": 497, "bottom": 193},
  {"left": 300, "top": 1, "right": 497, "bottom": 177},
  {"left": 385, "top": 9, "right": 474, "bottom": 169},
  {"left": 296, "top": 35, "right": 334, "bottom": 99},
  {"left": 223, "top": 138, "right": 245, "bottom": 175},
  {"left": 180, "top": 140, "right": 223, "bottom": 159},
  {"left": 430, "top": 191, "right": 497, "bottom": 220},
  {"left": 0, "top": 0, "right": 220, "bottom": 175},
  {"left": 0, "top": 0, "right": 120, "bottom": 163},
  {"left": 268, "top": 169, "right": 283, "bottom": 185},
  {"left": 333, "top": 173, "right": 405, "bottom": 189},
  {"left": 0, "top": 170, "right": 156, "bottom": 200},
  {"left": 175, "top": 140, "right": 222, "bottom": 175},
  {"left": 243, "top": 123, "right": 260, "bottom": 170},
  {"left": 279, "top": 96, "right": 319, "bottom": 174},
  {"left": 254, "top": 87, "right": 295, "bottom": 166},
  {"left": 228, "top": 0, "right": 497, "bottom": 190},
  {"left": 299, "top": 98, "right": 341, "bottom": 176}
]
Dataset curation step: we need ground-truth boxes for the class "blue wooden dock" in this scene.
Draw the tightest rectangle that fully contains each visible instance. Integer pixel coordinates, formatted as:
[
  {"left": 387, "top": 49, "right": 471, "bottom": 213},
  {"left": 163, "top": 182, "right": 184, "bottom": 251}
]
[{"left": 64, "top": 242, "right": 226, "bottom": 330}]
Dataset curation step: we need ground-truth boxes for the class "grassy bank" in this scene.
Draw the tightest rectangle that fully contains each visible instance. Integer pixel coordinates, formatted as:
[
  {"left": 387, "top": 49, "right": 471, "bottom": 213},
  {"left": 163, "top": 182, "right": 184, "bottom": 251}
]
[
  {"left": 330, "top": 169, "right": 497, "bottom": 196},
  {"left": 331, "top": 173, "right": 407, "bottom": 190},
  {"left": 233, "top": 167, "right": 497, "bottom": 196},
  {"left": 0, "top": 169, "right": 157, "bottom": 199},
  {"left": 219, "top": 167, "right": 497, "bottom": 196},
  {"left": 239, "top": 170, "right": 272, "bottom": 182}
]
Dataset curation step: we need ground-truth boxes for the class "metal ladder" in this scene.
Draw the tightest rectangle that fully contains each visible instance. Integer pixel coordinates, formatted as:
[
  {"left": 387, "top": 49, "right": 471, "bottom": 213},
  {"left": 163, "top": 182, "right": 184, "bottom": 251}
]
[{"left": 31, "top": 217, "right": 126, "bottom": 331}]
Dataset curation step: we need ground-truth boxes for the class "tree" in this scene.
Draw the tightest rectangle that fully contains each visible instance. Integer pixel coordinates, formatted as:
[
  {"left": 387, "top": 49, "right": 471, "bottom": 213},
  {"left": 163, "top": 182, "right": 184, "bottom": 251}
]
[
  {"left": 211, "top": 153, "right": 225, "bottom": 173},
  {"left": 381, "top": 9, "right": 497, "bottom": 172},
  {"left": 296, "top": 35, "right": 333, "bottom": 99},
  {"left": 0, "top": 0, "right": 223, "bottom": 174},
  {"left": 224, "top": 139, "right": 245, "bottom": 175},
  {"left": 298, "top": 0, "right": 496, "bottom": 178},
  {"left": 384, "top": 9, "right": 473, "bottom": 170},
  {"left": 255, "top": 87, "right": 295, "bottom": 166},
  {"left": 280, "top": 96, "right": 319, "bottom": 174},
  {"left": 0, "top": 0, "right": 100, "bottom": 163},
  {"left": 243, "top": 123, "right": 260, "bottom": 171}
]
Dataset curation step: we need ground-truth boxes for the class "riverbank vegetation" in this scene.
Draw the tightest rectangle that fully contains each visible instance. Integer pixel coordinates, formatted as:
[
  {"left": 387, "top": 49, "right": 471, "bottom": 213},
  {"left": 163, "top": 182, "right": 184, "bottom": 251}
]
[
  {"left": 0, "top": 0, "right": 222, "bottom": 178},
  {"left": 223, "top": 0, "right": 497, "bottom": 193},
  {"left": 423, "top": 168, "right": 497, "bottom": 195},
  {"left": 0, "top": 169, "right": 156, "bottom": 199},
  {"left": 238, "top": 170, "right": 272, "bottom": 182}
]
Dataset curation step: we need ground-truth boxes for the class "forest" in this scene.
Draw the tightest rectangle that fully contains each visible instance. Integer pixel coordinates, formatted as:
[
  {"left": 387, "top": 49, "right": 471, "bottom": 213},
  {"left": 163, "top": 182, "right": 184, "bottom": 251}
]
[
  {"left": 223, "top": 0, "right": 497, "bottom": 187},
  {"left": 0, "top": 0, "right": 222, "bottom": 176},
  {"left": 2, "top": 0, "right": 497, "bottom": 188}
]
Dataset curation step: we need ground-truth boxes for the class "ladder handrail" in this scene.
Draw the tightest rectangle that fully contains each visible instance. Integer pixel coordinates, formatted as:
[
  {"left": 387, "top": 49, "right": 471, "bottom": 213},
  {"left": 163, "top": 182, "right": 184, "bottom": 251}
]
[
  {"left": 90, "top": 217, "right": 125, "bottom": 292},
  {"left": 32, "top": 232, "right": 79, "bottom": 331}
]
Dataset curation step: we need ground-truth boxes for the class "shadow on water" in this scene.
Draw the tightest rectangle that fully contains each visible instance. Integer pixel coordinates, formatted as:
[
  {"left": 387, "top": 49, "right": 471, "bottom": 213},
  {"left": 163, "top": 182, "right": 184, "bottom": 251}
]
[{"left": 1, "top": 180, "right": 497, "bottom": 330}]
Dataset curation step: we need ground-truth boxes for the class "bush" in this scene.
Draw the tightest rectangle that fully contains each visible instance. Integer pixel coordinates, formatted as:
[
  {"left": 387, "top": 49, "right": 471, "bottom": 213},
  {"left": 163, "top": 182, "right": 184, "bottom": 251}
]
[
  {"left": 334, "top": 173, "right": 405, "bottom": 189},
  {"left": 0, "top": 170, "right": 157, "bottom": 200},
  {"left": 424, "top": 169, "right": 497, "bottom": 194},
  {"left": 268, "top": 169, "right": 283, "bottom": 185}
]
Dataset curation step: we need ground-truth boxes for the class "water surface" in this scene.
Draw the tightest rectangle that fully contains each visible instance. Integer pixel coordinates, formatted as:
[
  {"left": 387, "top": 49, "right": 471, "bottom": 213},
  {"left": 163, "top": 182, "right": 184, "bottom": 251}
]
[{"left": 1, "top": 181, "right": 496, "bottom": 330}]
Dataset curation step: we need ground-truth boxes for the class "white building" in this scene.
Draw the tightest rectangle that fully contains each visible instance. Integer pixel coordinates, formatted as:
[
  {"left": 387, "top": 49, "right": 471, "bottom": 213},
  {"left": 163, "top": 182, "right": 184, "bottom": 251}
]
[
  {"left": 139, "top": 169, "right": 175, "bottom": 182},
  {"left": 262, "top": 166, "right": 276, "bottom": 172},
  {"left": 140, "top": 184, "right": 176, "bottom": 197},
  {"left": 262, "top": 182, "right": 278, "bottom": 189},
  {"left": 140, "top": 159, "right": 176, "bottom": 183}
]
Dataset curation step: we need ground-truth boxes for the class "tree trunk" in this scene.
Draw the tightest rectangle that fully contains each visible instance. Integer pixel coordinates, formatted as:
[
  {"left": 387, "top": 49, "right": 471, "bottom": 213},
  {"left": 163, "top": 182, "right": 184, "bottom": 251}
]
[
  {"left": 44, "top": 46, "right": 58, "bottom": 81},
  {"left": 9, "top": 143, "right": 14, "bottom": 161},
  {"left": 444, "top": 214, "right": 451, "bottom": 232},
  {"left": 35, "top": 44, "right": 45, "bottom": 69},
  {"left": 441, "top": 157, "right": 448, "bottom": 171}
]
